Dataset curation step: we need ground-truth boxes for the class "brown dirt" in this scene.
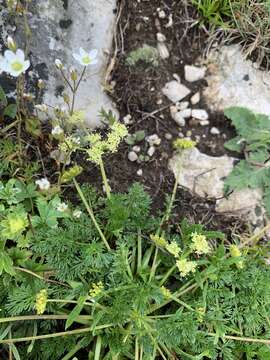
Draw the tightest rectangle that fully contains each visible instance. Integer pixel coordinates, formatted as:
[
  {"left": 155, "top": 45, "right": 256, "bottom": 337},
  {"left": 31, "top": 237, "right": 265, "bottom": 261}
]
[{"left": 75, "top": 0, "right": 247, "bottom": 237}]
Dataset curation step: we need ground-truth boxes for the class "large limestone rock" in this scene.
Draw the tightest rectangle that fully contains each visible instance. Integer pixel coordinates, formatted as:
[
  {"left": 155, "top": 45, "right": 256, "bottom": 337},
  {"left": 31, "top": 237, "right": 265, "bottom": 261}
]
[
  {"left": 169, "top": 148, "right": 265, "bottom": 229},
  {"left": 204, "top": 45, "right": 270, "bottom": 116},
  {"left": 0, "top": 0, "right": 118, "bottom": 127}
]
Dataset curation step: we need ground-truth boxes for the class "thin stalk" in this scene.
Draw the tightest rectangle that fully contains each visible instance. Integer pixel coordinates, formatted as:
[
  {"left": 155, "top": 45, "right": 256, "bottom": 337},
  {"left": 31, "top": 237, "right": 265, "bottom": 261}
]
[
  {"left": 99, "top": 159, "right": 111, "bottom": 199},
  {"left": 208, "top": 332, "right": 270, "bottom": 345},
  {"left": 94, "top": 336, "right": 102, "bottom": 360},
  {"left": 135, "top": 337, "right": 139, "bottom": 360},
  {"left": 0, "top": 327, "right": 92, "bottom": 344},
  {"left": 240, "top": 222, "right": 270, "bottom": 249},
  {"left": 158, "top": 171, "right": 180, "bottom": 234},
  {"left": 137, "top": 229, "right": 142, "bottom": 273},
  {"left": 159, "top": 264, "right": 176, "bottom": 286},
  {"left": 149, "top": 247, "right": 159, "bottom": 283},
  {"left": 61, "top": 339, "right": 85, "bottom": 360},
  {"left": 14, "top": 267, "right": 68, "bottom": 287},
  {"left": 73, "top": 179, "right": 110, "bottom": 250},
  {"left": 0, "top": 315, "right": 89, "bottom": 324}
]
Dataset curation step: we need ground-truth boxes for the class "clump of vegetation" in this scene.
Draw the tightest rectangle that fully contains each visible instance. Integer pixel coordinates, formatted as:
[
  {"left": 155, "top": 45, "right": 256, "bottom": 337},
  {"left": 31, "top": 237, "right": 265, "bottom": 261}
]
[
  {"left": 126, "top": 44, "right": 159, "bottom": 67},
  {"left": 224, "top": 106, "right": 270, "bottom": 214},
  {"left": 192, "top": 0, "right": 270, "bottom": 64},
  {"left": 1, "top": 3, "right": 270, "bottom": 359}
]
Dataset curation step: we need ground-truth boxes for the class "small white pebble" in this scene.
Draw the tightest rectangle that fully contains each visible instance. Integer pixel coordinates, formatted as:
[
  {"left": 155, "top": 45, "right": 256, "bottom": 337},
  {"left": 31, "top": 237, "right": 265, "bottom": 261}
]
[
  {"left": 123, "top": 114, "right": 132, "bottom": 125},
  {"left": 147, "top": 134, "right": 161, "bottom": 146},
  {"left": 137, "top": 169, "right": 143, "bottom": 176},
  {"left": 128, "top": 151, "right": 138, "bottom": 162},
  {"left": 186, "top": 130, "right": 192, "bottom": 137},
  {"left": 177, "top": 101, "right": 189, "bottom": 111},
  {"left": 192, "top": 109, "right": 209, "bottom": 121},
  {"left": 158, "top": 9, "right": 166, "bottom": 18},
  {"left": 178, "top": 132, "right": 184, "bottom": 138},
  {"left": 156, "top": 32, "right": 166, "bottom": 42},
  {"left": 165, "top": 133, "right": 172, "bottom": 140},
  {"left": 210, "top": 127, "right": 220, "bottom": 135},
  {"left": 132, "top": 145, "right": 141, "bottom": 153},
  {"left": 147, "top": 146, "right": 156, "bottom": 157},
  {"left": 156, "top": 98, "right": 163, "bottom": 105},
  {"left": 200, "top": 120, "right": 210, "bottom": 126},
  {"left": 179, "top": 109, "right": 192, "bottom": 119},
  {"left": 190, "top": 92, "right": 200, "bottom": 105}
]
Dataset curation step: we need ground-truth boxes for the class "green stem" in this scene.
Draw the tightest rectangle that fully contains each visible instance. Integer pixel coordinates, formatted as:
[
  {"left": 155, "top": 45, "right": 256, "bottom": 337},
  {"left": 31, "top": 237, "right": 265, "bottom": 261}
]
[
  {"left": 137, "top": 229, "right": 142, "bottom": 273},
  {"left": 159, "top": 264, "right": 176, "bottom": 286},
  {"left": 94, "top": 336, "right": 102, "bottom": 360},
  {"left": 149, "top": 247, "right": 158, "bottom": 283},
  {"left": 99, "top": 159, "right": 111, "bottom": 199},
  {"left": 0, "top": 327, "right": 91, "bottom": 344},
  {"left": 73, "top": 179, "right": 110, "bottom": 250},
  {"left": 135, "top": 337, "right": 139, "bottom": 360},
  {"left": 207, "top": 333, "right": 270, "bottom": 345},
  {"left": 0, "top": 315, "right": 89, "bottom": 324},
  {"left": 61, "top": 339, "right": 85, "bottom": 360}
]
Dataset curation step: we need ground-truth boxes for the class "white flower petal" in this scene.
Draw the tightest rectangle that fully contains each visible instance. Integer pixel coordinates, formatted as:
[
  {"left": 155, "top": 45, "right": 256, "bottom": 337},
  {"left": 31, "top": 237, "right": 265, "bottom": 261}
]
[
  {"left": 4, "top": 50, "right": 16, "bottom": 61},
  {"left": 79, "top": 47, "right": 86, "bottom": 56},
  {"left": 23, "top": 60, "right": 30, "bottom": 72},
  {"left": 73, "top": 53, "right": 81, "bottom": 62},
  {"left": 89, "top": 49, "right": 98, "bottom": 59},
  {"left": 16, "top": 49, "right": 25, "bottom": 61},
  {"left": 90, "top": 58, "right": 98, "bottom": 65}
]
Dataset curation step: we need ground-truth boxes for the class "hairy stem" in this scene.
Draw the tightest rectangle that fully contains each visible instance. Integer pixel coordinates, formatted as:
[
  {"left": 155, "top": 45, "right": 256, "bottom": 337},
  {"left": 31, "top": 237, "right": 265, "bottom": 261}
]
[{"left": 99, "top": 158, "right": 111, "bottom": 199}]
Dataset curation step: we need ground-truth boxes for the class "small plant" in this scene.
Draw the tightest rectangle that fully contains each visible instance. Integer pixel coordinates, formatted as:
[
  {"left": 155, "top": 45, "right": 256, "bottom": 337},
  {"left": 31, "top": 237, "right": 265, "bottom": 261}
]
[
  {"left": 192, "top": 0, "right": 233, "bottom": 27},
  {"left": 223, "top": 106, "right": 270, "bottom": 214},
  {"left": 126, "top": 44, "right": 159, "bottom": 67}
]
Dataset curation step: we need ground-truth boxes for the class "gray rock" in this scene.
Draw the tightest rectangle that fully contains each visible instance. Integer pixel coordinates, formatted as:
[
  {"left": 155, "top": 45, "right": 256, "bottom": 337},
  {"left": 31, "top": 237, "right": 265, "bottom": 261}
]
[
  {"left": 165, "top": 133, "right": 172, "bottom": 140},
  {"left": 190, "top": 92, "right": 200, "bottom": 105},
  {"left": 184, "top": 65, "right": 206, "bottom": 82},
  {"left": 169, "top": 147, "right": 265, "bottom": 227},
  {"left": 210, "top": 126, "right": 220, "bottom": 135},
  {"left": 128, "top": 151, "right": 138, "bottom": 162},
  {"left": 179, "top": 109, "right": 192, "bottom": 119},
  {"left": 162, "top": 80, "right": 191, "bottom": 103},
  {"left": 191, "top": 109, "right": 209, "bottom": 121},
  {"left": 132, "top": 145, "right": 141, "bottom": 153},
  {"left": 147, "top": 146, "right": 156, "bottom": 157},
  {"left": 170, "top": 106, "right": 186, "bottom": 127},
  {"left": 4, "top": 0, "right": 117, "bottom": 128},
  {"left": 204, "top": 45, "right": 270, "bottom": 116}
]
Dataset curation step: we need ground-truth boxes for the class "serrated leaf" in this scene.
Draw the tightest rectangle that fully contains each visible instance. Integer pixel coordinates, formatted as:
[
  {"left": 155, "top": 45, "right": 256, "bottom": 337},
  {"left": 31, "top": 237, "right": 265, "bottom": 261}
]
[
  {"left": 4, "top": 104, "right": 17, "bottom": 119},
  {"left": 224, "top": 160, "right": 270, "bottom": 193},
  {"left": 65, "top": 295, "right": 87, "bottom": 329},
  {"left": 224, "top": 136, "right": 244, "bottom": 153}
]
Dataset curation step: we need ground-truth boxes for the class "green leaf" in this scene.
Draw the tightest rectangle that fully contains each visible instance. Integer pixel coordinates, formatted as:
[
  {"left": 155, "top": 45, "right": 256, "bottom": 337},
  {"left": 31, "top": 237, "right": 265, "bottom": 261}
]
[
  {"left": 65, "top": 295, "right": 87, "bottom": 329},
  {"left": 224, "top": 160, "right": 270, "bottom": 193},
  {"left": 135, "top": 130, "right": 145, "bottom": 142},
  {"left": 0, "top": 85, "right": 7, "bottom": 107},
  {"left": 0, "top": 251, "right": 15, "bottom": 276},
  {"left": 4, "top": 104, "right": 17, "bottom": 119},
  {"left": 25, "top": 117, "right": 41, "bottom": 137},
  {"left": 224, "top": 136, "right": 244, "bottom": 153}
]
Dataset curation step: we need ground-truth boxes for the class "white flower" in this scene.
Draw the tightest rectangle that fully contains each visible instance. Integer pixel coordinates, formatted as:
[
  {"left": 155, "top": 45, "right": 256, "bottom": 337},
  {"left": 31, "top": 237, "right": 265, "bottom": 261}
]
[
  {"left": 55, "top": 59, "right": 63, "bottom": 69},
  {"left": 73, "top": 48, "right": 98, "bottom": 66},
  {"left": 57, "top": 202, "right": 68, "bottom": 212},
  {"left": 72, "top": 137, "right": 81, "bottom": 145},
  {"left": 0, "top": 49, "right": 30, "bottom": 77},
  {"left": 35, "top": 178, "right": 50, "bottom": 191},
  {"left": 35, "top": 104, "right": 48, "bottom": 112},
  {"left": 73, "top": 210, "right": 82, "bottom": 218},
  {"left": 51, "top": 125, "right": 64, "bottom": 136}
]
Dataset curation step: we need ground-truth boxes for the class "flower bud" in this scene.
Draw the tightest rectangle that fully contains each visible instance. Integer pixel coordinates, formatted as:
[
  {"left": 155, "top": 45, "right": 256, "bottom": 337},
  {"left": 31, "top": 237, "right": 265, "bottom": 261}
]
[
  {"left": 70, "top": 67, "right": 78, "bottom": 81},
  {"left": 7, "top": 36, "right": 17, "bottom": 51},
  {"left": 55, "top": 59, "right": 63, "bottom": 69},
  {"left": 63, "top": 93, "right": 70, "bottom": 104}
]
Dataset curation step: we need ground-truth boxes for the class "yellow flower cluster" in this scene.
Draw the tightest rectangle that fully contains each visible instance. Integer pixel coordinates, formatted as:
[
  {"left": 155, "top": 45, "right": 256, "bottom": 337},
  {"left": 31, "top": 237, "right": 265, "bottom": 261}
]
[
  {"left": 191, "top": 232, "right": 210, "bottom": 255},
  {"left": 35, "top": 289, "right": 47, "bottom": 315},
  {"left": 150, "top": 234, "right": 167, "bottom": 248},
  {"left": 196, "top": 307, "right": 206, "bottom": 323},
  {"left": 166, "top": 241, "right": 181, "bottom": 257},
  {"left": 59, "top": 136, "right": 81, "bottom": 153},
  {"left": 68, "top": 110, "right": 85, "bottom": 125},
  {"left": 230, "top": 245, "right": 244, "bottom": 269},
  {"left": 176, "top": 259, "right": 197, "bottom": 277},
  {"left": 160, "top": 286, "right": 171, "bottom": 299},
  {"left": 173, "top": 138, "right": 196, "bottom": 150},
  {"left": 89, "top": 281, "right": 104, "bottom": 298},
  {"left": 86, "top": 122, "right": 128, "bottom": 164}
]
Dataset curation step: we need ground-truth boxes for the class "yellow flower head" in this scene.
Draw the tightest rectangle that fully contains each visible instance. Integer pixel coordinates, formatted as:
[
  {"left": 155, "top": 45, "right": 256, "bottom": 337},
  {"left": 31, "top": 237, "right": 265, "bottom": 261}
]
[
  {"left": 68, "top": 110, "right": 85, "bottom": 124},
  {"left": 166, "top": 241, "right": 181, "bottom": 257},
  {"left": 173, "top": 138, "right": 196, "bottom": 150},
  {"left": 160, "top": 286, "right": 171, "bottom": 299},
  {"left": 176, "top": 259, "right": 197, "bottom": 277},
  {"left": 191, "top": 232, "right": 210, "bottom": 255},
  {"left": 230, "top": 245, "right": 244, "bottom": 269},
  {"left": 89, "top": 281, "right": 104, "bottom": 298},
  {"left": 35, "top": 289, "right": 47, "bottom": 315},
  {"left": 196, "top": 307, "right": 206, "bottom": 323},
  {"left": 150, "top": 234, "right": 167, "bottom": 248},
  {"left": 106, "top": 123, "right": 128, "bottom": 153}
]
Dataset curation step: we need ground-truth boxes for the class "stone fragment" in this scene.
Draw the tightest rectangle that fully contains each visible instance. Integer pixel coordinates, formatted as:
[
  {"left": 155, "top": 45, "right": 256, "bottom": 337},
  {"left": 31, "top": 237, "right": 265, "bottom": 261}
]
[
  {"left": 165, "top": 133, "right": 172, "bottom": 140},
  {"left": 128, "top": 151, "right": 138, "bottom": 162},
  {"left": 156, "top": 32, "right": 166, "bottom": 42},
  {"left": 170, "top": 106, "right": 186, "bottom": 127},
  {"left": 210, "top": 127, "right": 220, "bottom": 135},
  {"left": 147, "top": 146, "right": 156, "bottom": 157},
  {"left": 162, "top": 80, "right": 191, "bottom": 103},
  {"left": 184, "top": 65, "right": 206, "bottom": 82},
  {"left": 146, "top": 134, "right": 161, "bottom": 146},
  {"left": 179, "top": 109, "right": 192, "bottom": 118},
  {"left": 191, "top": 92, "right": 200, "bottom": 105},
  {"left": 157, "top": 42, "right": 169, "bottom": 59},
  {"left": 191, "top": 109, "right": 209, "bottom": 121},
  {"left": 132, "top": 145, "right": 141, "bottom": 153},
  {"left": 137, "top": 169, "right": 143, "bottom": 176},
  {"left": 200, "top": 120, "right": 210, "bottom": 126}
]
